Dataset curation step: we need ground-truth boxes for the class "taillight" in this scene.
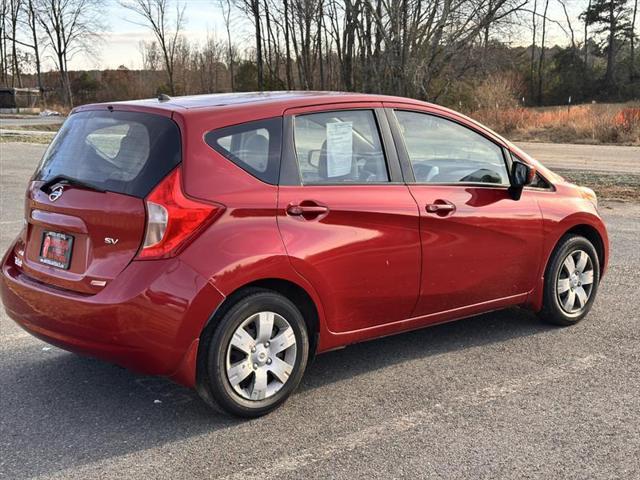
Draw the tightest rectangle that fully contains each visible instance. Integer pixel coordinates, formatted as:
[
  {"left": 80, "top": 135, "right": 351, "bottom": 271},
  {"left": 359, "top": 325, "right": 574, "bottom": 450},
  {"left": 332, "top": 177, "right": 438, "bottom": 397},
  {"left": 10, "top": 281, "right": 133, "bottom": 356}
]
[{"left": 137, "top": 167, "right": 223, "bottom": 259}]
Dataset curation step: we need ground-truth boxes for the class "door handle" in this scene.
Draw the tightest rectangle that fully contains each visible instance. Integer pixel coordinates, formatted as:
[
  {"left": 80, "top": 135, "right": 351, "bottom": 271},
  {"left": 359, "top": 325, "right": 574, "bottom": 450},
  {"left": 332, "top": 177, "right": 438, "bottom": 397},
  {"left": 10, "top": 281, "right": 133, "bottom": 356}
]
[
  {"left": 426, "top": 200, "right": 456, "bottom": 216},
  {"left": 286, "top": 202, "right": 329, "bottom": 219}
]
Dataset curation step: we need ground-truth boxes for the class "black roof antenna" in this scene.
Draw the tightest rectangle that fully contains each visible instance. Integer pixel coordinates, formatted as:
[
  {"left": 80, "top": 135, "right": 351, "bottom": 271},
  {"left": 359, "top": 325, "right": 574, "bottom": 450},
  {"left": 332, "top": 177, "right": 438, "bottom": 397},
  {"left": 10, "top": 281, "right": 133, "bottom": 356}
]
[{"left": 158, "top": 93, "right": 171, "bottom": 102}]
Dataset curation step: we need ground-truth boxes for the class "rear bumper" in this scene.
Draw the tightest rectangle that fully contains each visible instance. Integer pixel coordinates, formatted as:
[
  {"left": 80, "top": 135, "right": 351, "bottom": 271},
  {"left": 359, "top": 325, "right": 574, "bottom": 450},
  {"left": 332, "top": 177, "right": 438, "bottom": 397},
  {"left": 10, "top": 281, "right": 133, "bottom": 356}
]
[{"left": 1, "top": 242, "right": 224, "bottom": 387}]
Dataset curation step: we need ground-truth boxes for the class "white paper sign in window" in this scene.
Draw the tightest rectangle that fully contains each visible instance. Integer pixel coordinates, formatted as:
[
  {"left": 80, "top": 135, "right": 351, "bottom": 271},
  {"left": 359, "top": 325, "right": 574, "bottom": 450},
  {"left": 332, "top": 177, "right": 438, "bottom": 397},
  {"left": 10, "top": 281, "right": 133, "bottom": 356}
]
[{"left": 326, "top": 121, "right": 353, "bottom": 177}]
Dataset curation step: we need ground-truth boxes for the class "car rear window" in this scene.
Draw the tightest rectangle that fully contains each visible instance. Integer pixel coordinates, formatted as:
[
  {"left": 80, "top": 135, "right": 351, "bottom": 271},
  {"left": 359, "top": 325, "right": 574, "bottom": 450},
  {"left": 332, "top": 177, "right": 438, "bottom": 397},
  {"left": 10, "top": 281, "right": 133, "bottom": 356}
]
[{"left": 34, "top": 110, "right": 181, "bottom": 197}]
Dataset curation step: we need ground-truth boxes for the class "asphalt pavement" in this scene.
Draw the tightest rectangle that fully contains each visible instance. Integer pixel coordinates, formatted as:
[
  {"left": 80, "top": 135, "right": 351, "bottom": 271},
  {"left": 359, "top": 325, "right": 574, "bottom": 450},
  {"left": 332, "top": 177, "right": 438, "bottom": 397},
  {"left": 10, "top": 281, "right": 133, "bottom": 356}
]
[{"left": 1, "top": 142, "right": 639, "bottom": 479}]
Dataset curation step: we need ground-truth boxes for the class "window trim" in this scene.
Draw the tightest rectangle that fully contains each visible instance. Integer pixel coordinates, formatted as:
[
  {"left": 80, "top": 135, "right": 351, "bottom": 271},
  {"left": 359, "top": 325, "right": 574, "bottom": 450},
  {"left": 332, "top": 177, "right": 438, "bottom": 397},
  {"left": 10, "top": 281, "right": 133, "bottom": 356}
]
[
  {"left": 284, "top": 107, "right": 402, "bottom": 187},
  {"left": 387, "top": 108, "right": 513, "bottom": 188},
  {"left": 204, "top": 116, "right": 283, "bottom": 185}
]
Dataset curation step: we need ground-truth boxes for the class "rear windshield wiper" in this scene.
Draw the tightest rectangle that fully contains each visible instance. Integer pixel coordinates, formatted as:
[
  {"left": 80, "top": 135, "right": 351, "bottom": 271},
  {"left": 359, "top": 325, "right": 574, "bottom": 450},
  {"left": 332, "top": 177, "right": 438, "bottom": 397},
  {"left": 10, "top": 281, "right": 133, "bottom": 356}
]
[{"left": 40, "top": 175, "right": 106, "bottom": 194}]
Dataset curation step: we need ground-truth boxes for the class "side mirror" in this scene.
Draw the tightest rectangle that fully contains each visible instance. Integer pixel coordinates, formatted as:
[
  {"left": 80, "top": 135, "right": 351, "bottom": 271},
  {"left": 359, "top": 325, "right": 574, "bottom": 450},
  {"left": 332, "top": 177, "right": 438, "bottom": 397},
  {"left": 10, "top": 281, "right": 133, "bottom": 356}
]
[{"left": 509, "top": 160, "right": 536, "bottom": 200}]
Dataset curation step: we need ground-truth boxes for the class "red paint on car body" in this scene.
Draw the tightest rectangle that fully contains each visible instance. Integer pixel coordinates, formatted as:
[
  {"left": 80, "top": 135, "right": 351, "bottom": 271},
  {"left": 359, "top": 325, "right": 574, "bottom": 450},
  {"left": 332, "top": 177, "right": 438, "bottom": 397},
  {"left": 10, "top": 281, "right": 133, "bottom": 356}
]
[{"left": 1, "top": 92, "right": 609, "bottom": 389}]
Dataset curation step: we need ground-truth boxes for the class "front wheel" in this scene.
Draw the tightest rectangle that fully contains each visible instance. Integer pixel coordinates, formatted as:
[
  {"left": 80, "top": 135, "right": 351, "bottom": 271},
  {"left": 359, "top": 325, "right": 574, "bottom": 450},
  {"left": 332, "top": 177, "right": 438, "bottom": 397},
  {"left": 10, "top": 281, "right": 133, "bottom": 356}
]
[
  {"left": 539, "top": 234, "right": 600, "bottom": 326},
  {"left": 200, "top": 289, "right": 309, "bottom": 417}
]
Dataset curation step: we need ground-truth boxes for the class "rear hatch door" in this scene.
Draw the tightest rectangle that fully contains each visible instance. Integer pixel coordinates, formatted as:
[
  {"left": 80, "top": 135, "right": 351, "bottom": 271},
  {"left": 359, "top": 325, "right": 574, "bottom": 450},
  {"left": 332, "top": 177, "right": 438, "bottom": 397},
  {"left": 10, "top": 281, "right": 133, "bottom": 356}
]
[{"left": 21, "top": 109, "right": 181, "bottom": 294}]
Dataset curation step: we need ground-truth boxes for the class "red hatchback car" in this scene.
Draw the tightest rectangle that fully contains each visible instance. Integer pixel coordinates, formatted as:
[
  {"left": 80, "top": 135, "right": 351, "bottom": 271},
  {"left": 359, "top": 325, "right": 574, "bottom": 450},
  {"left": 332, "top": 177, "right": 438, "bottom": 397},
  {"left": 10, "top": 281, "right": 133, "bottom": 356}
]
[{"left": 1, "top": 92, "right": 608, "bottom": 416}]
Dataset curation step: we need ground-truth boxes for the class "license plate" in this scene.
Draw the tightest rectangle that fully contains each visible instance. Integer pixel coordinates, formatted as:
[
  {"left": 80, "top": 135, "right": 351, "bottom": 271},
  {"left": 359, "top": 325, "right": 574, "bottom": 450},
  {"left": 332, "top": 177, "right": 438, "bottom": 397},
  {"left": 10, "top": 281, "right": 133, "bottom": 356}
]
[{"left": 39, "top": 231, "right": 74, "bottom": 270}]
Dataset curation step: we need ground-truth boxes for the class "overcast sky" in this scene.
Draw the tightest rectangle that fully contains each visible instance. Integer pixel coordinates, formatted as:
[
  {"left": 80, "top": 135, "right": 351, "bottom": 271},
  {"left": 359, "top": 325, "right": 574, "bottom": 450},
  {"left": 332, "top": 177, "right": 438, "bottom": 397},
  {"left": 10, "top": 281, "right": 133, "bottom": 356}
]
[
  {"left": 68, "top": 0, "right": 228, "bottom": 70},
  {"left": 64, "top": 0, "right": 592, "bottom": 71}
]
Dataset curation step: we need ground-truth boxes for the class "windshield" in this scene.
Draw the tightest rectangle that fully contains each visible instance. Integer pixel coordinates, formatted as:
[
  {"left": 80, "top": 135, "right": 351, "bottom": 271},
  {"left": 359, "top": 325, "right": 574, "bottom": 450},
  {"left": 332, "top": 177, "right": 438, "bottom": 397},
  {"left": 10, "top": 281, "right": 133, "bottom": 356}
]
[{"left": 34, "top": 110, "right": 181, "bottom": 197}]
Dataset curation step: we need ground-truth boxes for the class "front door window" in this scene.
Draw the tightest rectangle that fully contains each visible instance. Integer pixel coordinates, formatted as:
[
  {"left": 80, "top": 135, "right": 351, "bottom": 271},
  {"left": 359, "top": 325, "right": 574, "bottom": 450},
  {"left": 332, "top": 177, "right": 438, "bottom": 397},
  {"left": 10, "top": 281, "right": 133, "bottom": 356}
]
[{"left": 395, "top": 111, "right": 509, "bottom": 185}]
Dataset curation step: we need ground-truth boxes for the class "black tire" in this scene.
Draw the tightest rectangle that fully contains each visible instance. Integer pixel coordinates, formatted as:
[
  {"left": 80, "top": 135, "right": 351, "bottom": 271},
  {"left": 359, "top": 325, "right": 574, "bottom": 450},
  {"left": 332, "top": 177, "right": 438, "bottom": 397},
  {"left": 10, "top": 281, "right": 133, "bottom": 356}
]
[
  {"left": 539, "top": 234, "right": 600, "bottom": 326},
  {"left": 198, "top": 289, "right": 309, "bottom": 417}
]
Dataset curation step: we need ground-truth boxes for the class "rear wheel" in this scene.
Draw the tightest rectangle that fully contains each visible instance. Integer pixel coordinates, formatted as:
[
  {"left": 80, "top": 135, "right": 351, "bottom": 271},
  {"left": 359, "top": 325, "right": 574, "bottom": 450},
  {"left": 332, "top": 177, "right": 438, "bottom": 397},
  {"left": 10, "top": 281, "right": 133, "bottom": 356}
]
[
  {"left": 199, "top": 289, "right": 309, "bottom": 417},
  {"left": 539, "top": 235, "right": 600, "bottom": 326}
]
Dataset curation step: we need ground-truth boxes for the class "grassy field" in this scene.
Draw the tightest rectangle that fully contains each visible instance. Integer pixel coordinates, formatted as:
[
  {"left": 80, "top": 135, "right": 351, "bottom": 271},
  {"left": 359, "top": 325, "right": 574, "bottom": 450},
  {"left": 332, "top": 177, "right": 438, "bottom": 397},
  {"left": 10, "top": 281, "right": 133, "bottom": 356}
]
[{"left": 474, "top": 102, "right": 640, "bottom": 145}]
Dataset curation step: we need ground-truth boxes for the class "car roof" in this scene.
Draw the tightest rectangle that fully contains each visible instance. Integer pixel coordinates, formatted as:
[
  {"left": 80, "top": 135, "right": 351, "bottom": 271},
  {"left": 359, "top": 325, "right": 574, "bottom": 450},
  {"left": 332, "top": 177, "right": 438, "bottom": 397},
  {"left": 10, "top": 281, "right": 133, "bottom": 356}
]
[{"left": 81, "top": 91, "right": 429, "bottom": 113}]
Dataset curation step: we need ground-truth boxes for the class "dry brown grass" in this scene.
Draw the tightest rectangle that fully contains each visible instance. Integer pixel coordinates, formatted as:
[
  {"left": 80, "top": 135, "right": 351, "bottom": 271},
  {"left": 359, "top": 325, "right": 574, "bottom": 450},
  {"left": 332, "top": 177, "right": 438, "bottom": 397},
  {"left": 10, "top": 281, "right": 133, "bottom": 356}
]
[
  {"left": 0, "top": 134, "right": 53, "bottom": 144},
  {"left": 473, "top": 102, "right": 640, "bottom": 145},
  {"left": 7, "top": 123, "right": 61, "bottom": 132}
]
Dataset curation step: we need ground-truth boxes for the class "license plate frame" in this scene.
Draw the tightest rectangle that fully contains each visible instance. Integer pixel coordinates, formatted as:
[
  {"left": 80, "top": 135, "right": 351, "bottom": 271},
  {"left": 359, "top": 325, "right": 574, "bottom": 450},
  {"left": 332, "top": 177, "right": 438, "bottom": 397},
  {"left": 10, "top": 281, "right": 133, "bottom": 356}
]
[{"left": 39, "top": 231, "right": 74, "bottom": 270}]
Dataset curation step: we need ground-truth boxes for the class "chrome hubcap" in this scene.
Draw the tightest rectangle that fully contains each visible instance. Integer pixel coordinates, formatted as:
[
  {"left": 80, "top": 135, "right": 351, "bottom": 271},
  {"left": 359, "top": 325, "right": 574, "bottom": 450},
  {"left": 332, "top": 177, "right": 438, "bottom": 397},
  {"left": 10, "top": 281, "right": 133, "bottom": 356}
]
[
  {"left": 557, "top": 249, "right": 594, "bottom": 314},
  {"left": 226, "top": 311, "right": 297, "bottom": 401}
]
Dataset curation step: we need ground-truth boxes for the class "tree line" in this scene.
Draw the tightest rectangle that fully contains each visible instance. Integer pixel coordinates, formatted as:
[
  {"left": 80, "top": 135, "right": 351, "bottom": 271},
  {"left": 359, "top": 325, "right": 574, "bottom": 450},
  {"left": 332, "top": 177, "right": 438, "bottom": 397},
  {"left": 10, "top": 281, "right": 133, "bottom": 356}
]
[{"left": 1, "top": 0, "right": 638, "bottom": 109}]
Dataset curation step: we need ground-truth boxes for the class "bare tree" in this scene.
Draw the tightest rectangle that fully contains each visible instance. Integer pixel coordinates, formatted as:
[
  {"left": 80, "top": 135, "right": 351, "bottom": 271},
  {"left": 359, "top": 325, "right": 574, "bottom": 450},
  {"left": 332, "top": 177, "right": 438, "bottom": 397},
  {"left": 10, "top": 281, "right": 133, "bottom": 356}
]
[
  {"left": 584, "top": 0, "right": 591, "bottom": 65},
  {"left": 172, "top": 35, "right": 191, "bottom": 93},
  {"left": 9, "top": 0, "right": 45, "bottom": 93},
  {"left": 198, "top": 34, "right": 223, "bottom": 92},
  {"left": 7, "top": 0, "right": 635, "bottom": 108},
  {"left": 140, "top": 40, "right": 162, "bottom": 71},
  {"left": 283, "top": 0, "right": 293, "bottom": 88},
  {"left": 241, "top": 0, "right": 264, "bottom": 90},
  {"left": 0, "top": 0, "right": 8, "bottom": 84},
  {"left": 8, "top": 0, "right": 23, "bottom": 87},
  {"left": 25, "top": 0, "right": 43, "bottom": 92},
  {"left": 632, "top": 0, "right": 638, "bottom": 79},
  {"left": 121, "top": 0, "right": 186, "bottom": 95},
  {"left": 530, "top": 0, "right": 538, "bottom": 102},
  {"left": 289, "top": 0, "right": 321, "bottom": 89},
  {"left": 559, "top": 0, "right": 576, "bottom": 50},
  {"left": 35, "top": 0, "right": 103, "bottom": 107},
  {"left": 537, "top": 0, "right": 550, "bottom": 105},
  {"left": 4, "top": 0, "right": 45, "bottom": 92},
  {"left": 218, "top": 0, "right": 235, "bottom": 91}
]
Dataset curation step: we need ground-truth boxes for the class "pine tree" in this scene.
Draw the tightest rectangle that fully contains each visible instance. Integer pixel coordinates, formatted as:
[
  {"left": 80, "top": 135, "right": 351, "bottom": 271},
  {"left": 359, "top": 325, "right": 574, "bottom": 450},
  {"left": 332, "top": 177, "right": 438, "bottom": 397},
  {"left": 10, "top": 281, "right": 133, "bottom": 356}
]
[{"left": 581, "top": 0, "right": 635, "bottom": 91}]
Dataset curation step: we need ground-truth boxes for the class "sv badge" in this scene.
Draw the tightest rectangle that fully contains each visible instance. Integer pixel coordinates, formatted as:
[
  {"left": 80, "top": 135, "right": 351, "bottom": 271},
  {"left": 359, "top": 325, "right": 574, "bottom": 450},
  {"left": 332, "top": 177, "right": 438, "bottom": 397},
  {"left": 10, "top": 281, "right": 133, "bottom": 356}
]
[{"left": 104, "top": 237, "right": 119, "bottom": 245}]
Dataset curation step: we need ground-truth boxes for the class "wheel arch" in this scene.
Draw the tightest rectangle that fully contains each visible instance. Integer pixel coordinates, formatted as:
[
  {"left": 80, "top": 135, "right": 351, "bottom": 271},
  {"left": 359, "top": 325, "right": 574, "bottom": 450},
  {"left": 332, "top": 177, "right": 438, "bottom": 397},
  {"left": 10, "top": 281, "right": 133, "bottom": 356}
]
[
  {"left": 562, "top": 223, "right": 606, "bottom": 277},
  {"left": 242, "top": 278, "right": 321, "bottom": 349}
]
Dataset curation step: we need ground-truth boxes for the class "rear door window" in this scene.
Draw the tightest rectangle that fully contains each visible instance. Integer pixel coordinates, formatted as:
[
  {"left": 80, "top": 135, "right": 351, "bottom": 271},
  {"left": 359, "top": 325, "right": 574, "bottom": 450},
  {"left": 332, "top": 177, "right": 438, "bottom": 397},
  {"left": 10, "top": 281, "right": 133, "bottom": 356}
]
[
  {"left": 34, "top": 110, "right": 181, "bottom": 197},
  {"left": 205, "top": 117, "right": 282, "bottom": 184},
  {"left": 292, "top": 110, "right": 389, "bottom": 184}
]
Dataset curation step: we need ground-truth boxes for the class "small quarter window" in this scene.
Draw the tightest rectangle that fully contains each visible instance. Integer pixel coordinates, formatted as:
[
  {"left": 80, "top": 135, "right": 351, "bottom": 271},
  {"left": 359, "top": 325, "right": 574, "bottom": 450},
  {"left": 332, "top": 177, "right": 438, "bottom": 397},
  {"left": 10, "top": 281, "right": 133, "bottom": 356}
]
[
  {"left": 293, "top": 110, "right": 389, "bottom": 184},
  {"left": 205, "top": 117, "right": 282, "bottom": 184}
]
